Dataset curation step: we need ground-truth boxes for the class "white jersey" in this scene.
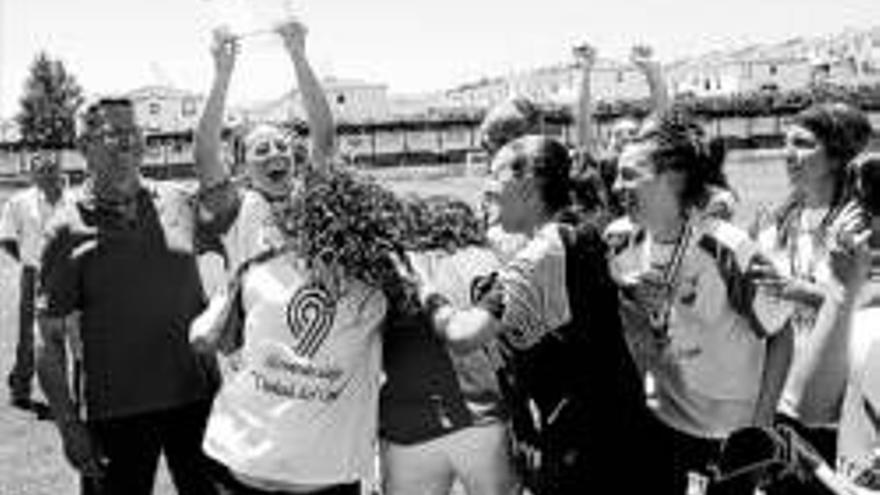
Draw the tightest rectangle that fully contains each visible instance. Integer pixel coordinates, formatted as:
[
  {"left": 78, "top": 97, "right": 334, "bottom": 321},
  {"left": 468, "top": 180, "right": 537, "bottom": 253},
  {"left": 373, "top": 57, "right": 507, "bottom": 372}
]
[
  {"left": 0, "top": 186, "right": 71, "bottom": 267},
  {"left": 223, "top": 189, "right": 286, "bottom": 274},
  {"left": 757, "top": 207, "right": 853, "bottom": 426},
  {"left": 837, "top": 307, "right": 880, "bottom": 485},
  {"left": 611, "top": 216, "right": 792, "bottom": 438},
  {"left": 203, "top": 254, "right": 386, "bottom": 488}
]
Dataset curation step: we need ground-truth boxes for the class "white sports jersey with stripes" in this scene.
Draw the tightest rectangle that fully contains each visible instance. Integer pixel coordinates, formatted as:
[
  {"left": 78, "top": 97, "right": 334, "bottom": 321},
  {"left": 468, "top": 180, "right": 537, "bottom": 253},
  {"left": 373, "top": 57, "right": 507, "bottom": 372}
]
[{"left": 611, "top": 216, "right": 793, "bottom": 438}]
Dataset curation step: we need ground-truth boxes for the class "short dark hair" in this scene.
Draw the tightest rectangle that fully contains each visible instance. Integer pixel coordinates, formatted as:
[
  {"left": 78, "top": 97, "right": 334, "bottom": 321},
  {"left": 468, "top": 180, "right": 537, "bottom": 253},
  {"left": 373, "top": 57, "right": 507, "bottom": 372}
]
[{"left": 501, "top": 135, "right": 572, "bottom": 214}]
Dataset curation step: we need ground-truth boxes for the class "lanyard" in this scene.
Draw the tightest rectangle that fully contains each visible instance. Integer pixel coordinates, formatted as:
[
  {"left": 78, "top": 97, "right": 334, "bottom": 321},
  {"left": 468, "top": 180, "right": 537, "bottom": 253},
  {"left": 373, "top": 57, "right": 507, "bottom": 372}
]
[{"left": 643, "top": 215, "right": 696, "bottom": 340}]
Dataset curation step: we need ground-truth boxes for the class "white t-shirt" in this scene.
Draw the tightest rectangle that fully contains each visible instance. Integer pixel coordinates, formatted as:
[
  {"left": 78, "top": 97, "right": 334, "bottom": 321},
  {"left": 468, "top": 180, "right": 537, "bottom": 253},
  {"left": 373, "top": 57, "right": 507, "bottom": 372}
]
[
  {"left": 222, "top": 189, "right": 287, "bottom": 274},
  {"left": 758, "top": 207, "right": 852, "bottom": 426},
  {"left": 202, "top": 254, "right": 386, "bottom": 489},
  {"left": 496, "top": 222, "right": 571, "bottom": 350},
  {"left": 0, "top": 186, "right": 71, "bottom": 267},
  {"left": 486, "top": 224, "right": 529, "bottom": 263},
  {"left": 406, "top": 246, "right": 505, "bottom": 413},
  {"left": 837, "top": 309, "right": 880, "bottom": 486},
  {"left": 611, "top": 217, "right": 793, "bottom": 439}
]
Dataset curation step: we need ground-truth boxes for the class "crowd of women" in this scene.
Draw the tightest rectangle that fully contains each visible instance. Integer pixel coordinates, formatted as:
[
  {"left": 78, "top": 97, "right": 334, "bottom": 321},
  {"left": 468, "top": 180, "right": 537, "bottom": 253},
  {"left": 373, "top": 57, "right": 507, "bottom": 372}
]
[{"left": 28, "top": 18, "right": 880, "bottom": 495}]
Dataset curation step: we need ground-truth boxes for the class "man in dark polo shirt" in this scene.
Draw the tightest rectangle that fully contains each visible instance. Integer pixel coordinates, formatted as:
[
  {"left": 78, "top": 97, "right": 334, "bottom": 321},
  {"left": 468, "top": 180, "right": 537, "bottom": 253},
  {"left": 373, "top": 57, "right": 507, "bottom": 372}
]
[{"left": 35, "top": 98, "right": 222, "bottom": 495}]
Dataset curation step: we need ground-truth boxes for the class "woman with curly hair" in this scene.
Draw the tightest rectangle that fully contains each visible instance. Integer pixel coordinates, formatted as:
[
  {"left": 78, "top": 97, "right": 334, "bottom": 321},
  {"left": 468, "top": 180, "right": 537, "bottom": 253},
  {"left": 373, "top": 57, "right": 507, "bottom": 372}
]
[
  {"left": 191, "top": 165, "right": 412, "bottom": 495},
  {"left": 195, "top": 20, "right": 334, "bottom": 274},
  {"left": 380, "top": 196, "right": 518, "bottom": 495}
]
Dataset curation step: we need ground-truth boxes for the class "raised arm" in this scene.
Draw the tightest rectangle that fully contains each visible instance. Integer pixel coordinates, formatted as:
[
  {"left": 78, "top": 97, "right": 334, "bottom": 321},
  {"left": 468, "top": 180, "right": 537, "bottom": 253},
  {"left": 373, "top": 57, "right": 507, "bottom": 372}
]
[
  {"left": 277, "top": 20, "right": 335, "bottom": 171},
  {"left": 572, "top": 43, "right": 599, "bottom": 157},
  {"left": 195, "top": 29, "right": 239, "bottom": 190},
  {"left": 630, "top": 45, "right": 670, "bottom": 113}
]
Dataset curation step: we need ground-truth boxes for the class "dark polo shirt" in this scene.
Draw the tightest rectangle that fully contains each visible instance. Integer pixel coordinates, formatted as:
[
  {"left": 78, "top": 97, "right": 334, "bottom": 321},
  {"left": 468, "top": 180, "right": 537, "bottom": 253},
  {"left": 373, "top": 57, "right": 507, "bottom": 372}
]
[{"left": 39, "top": 181, "right": 221, "bottom": 421}]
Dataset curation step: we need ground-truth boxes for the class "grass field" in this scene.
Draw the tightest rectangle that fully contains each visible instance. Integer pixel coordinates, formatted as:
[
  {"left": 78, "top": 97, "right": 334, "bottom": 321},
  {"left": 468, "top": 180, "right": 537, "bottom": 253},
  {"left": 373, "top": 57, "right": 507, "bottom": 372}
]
[{"left": 0, "top": 150, "right": 790, "bottom": 494}]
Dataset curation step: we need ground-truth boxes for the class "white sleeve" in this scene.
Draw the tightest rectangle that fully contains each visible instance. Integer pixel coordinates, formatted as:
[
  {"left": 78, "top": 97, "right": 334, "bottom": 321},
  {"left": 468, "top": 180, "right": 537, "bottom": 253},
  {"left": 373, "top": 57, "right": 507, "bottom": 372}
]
[
  {"left": 0, "top": 194, "right": 21, "bottom": 242},
  {"left": 497, "top": 229, "right": 571, "bottom": 350}
]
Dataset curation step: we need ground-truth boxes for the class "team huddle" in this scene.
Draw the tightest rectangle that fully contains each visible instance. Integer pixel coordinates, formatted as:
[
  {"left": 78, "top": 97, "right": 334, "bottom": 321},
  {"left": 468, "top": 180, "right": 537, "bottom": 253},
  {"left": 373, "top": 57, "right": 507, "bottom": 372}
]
[{"left": 3, "top": 19, "right": 880, "bottom": 495}]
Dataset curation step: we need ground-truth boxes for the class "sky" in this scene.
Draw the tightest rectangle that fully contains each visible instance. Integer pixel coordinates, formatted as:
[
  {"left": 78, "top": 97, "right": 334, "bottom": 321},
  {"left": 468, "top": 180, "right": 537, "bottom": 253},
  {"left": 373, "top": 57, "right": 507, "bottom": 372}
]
[{"left": 2, "top": 0, "right": 880, "bottom": 118}]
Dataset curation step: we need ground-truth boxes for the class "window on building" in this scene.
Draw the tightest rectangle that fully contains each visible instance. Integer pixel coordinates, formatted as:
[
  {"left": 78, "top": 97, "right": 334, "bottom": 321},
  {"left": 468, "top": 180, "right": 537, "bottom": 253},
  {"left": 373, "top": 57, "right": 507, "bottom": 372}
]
[
  {"left": 769, "top": 65, "right": 778, "bottom": 76},
  {"left": 616, "top": 71, "right": 624, "bottom": 83},
  {"left": 148, "top": 102, "right": 161, "bottom": 115},
  {"left": 336, "top": 94, "right": 346, "bottom": 105},
  {"left": 182, "top": 98, "right": 197, "bottom": 117}
]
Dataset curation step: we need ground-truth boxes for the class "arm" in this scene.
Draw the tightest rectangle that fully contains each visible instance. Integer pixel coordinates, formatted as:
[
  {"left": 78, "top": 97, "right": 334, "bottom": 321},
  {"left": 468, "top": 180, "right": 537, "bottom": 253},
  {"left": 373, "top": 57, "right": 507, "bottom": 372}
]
[
  {"left": 36, "top": 315, "right": 78, "bottom": 428},
  {"left": 0, "top": 197, "right": 21, "bottom": 262},
  {"left": 572, "top": 43, "right": 599, "bottom": 157},
  {"left": 433, "top": 304, "right": 506, "bottom": 354},
  {"left": 195, "top": 29, "right": 238, "bottom": 190},
  {"left": 792, "top": 228, "right": 872, "bottom": 418},
  {"left": 36, "top": 314, "right": 104, "bottom": 477},
  {"left": 630, "top": 45, "right": 670, "bottom": 113},
  {"left": 753, "top": 323, "right": 794, "bottom": 426},
  {"left": 277, "top": 20, "right": 335, "bottom": 171}
]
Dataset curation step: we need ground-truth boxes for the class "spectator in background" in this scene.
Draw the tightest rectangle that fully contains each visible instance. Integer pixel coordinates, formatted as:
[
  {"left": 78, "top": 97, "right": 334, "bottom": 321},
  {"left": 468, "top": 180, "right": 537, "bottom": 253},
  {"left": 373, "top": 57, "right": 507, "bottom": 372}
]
[
  {"left": 0, "top": 151, "right": 69, "bottom": 414},
  {"left": 756, "top": 101, "right": 874, "bottom": 495},
  {"left": 35, "top": 98, "right": 222, "bottom": 495}
]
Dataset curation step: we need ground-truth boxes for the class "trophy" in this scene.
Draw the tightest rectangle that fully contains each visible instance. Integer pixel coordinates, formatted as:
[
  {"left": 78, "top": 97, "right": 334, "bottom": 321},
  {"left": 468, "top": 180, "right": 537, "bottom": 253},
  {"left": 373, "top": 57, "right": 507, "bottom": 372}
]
[{"left": 204, "top": 0, "right": 299, "bottom": 48}]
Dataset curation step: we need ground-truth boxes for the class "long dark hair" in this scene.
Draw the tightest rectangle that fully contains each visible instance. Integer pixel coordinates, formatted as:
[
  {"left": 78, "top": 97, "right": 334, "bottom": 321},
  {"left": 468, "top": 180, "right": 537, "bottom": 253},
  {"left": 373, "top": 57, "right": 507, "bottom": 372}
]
[
  {"left": 501, "top": 135, "right": 573, "bottom": 215},
  {"left": 772, "top": 102, "right": 872, "bottom": 248}
]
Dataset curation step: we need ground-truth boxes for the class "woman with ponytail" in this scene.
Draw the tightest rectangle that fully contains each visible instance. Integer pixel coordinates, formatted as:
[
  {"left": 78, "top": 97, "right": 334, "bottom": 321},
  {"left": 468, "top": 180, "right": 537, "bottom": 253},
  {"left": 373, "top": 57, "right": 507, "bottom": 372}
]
[
  {"left": 756, "top": 102, "right": 874, "bottom": 495},
  {"left": 609, "top": 108, "right": 796, "bottom": 494},
  {"left": 409, "top": 134, "right": 654, "bottom": 493}
]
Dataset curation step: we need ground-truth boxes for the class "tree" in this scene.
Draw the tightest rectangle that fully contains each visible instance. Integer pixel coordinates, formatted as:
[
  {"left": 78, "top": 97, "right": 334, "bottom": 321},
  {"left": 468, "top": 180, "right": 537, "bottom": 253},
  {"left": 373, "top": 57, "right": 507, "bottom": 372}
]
[{"left": 16, "top": 52, "right": 85, "bottom": 150}]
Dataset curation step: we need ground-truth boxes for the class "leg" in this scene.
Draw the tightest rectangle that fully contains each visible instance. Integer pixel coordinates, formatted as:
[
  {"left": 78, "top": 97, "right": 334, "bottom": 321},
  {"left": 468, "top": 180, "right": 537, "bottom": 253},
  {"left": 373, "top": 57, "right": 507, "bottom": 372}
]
[
  {"left": 381, "top": 437, "right": 456, "bottom": 495},
  {"left": 90, "top": 412, "right": 163, "bottom": 495},
  {"left": 158, "top": 399, "right": 220, "bottom": 495},
  {"left": 447, "top": 424, "right": 520, "bottom": 495},
  {"left": 8, "top": 267, "right": 36, "bottom": 402}
]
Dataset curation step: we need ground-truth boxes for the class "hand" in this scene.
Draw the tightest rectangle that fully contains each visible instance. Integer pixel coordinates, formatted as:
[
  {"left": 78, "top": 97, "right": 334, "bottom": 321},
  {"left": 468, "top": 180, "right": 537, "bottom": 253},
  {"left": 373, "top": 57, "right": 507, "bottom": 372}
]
[
  {"left": 830, "top": 228, "right": 872, "bottom": 289},
  {"left": 275, "top": 18, "right": 307, "bottom": 54},
  {"left": 630, "top": 44, "right": 660, "bottom": 73},
  {"left": 572, "top": 43, "right": 597, "bottom": 69},
  {"left": 211, "top": 27, "right": 239, "bottom": 76},
  {"left": 59, "top": 419, "right": 106, "bottom": 478},
  {"left": 189, "top": 287, "right": 237, "bottom": 355}
]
